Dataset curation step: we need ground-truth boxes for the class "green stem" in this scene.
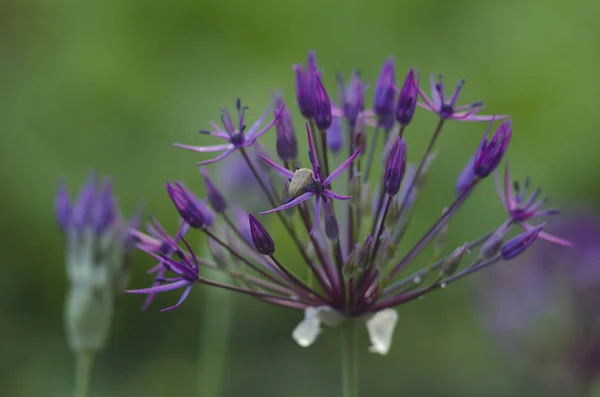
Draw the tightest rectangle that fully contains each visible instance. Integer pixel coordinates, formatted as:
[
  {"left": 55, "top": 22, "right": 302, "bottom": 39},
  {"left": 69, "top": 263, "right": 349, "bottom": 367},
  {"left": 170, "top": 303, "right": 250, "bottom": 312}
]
[
  {"left": 74, "top": 350, "right": 95, "bottom": 397},
  {"left": 197, "top": 270, "right": 234, "bottom": 397},
  {"left": 341, "top": 320, "right": 359, "bottom": 397}
]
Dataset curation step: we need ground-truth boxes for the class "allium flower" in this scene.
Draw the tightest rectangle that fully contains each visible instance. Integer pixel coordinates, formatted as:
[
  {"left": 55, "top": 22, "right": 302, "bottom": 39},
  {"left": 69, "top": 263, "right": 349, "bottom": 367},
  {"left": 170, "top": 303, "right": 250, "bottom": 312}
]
[
  {"left": 123, "top": 50, "right": 567, "bottom": 396},
  {"left": 418, "top": 74, "right": 509, "bottom": 121},
  {"left": 56, "top": 172, "right": 140, "bottom": 352},
  {"left": 476, "top": 213, "right": 598, "bottom": 397},
  {"left": 174, "top": 98, "right": 280, "bottom": 165}
]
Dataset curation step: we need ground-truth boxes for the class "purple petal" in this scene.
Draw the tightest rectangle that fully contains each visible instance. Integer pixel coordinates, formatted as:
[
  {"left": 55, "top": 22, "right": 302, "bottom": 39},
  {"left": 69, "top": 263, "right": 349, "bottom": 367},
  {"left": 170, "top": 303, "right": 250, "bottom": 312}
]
[
  {"left": 309, "top": 196, "right": 321, "bottom": 236},
  {"left": 173, "top": 143, "right": 234, "bottom": 153},
  {"left": 195, "top": 149, "right": 236, "bottom": 166},
  {"left": 246, "top": 101, "right": 273, "bottom": 140},
  {"left": 521, "top": 222, "right": 573, "bottom": 247},
  {"left": 322, "top": 145, "right": 363, "bottom": 186},
  {"left": 160, "top": 285, "right": 193, "bottom": 312},
  {"left": 258, "top": 154, "right": 294, "bottom": 179},
  {"left": 260, "top": 192, "right": 314, "bottom": 214},
  {"left": 429, "top": 74, "right": 441, "bottom": 109},
  {"left": 452, "top": 112, "right": 510, "bottom": 122},
  {"left": 323, "top": 190, "right": 352, "bottom": 201},
  {"left": 493, "top": 168, "right": 508, "bottom": 210},
  {"left": 126, "top": 279, "right": 190, "bottom": 294}
]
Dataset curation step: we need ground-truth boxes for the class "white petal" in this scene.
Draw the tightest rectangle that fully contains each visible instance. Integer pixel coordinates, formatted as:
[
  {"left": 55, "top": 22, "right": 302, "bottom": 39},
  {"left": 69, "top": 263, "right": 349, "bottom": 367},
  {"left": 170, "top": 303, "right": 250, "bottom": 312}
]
[
  {"left": 366, "top": 309, "right": 398, "bottom": 355},
  {"left": 292, "top": 306, "right": 344, "bottom": 348}
]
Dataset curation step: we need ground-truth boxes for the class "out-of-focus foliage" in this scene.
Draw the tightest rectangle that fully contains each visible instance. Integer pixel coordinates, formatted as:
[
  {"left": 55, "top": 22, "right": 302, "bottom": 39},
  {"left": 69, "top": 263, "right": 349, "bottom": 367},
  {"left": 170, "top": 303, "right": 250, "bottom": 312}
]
[{"left": 1, "top": 1, "right": 598, "bottom": 396}]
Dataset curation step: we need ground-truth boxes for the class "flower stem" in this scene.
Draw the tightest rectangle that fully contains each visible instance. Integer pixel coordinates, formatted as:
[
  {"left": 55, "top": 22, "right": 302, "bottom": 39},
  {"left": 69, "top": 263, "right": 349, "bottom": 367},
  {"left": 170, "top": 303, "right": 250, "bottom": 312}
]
[
  {"left": 341, "top": 319, "right": 359, "bottom": 397},
  {"left": 74, "top": 350, "right": 95, "bottom": 397}
]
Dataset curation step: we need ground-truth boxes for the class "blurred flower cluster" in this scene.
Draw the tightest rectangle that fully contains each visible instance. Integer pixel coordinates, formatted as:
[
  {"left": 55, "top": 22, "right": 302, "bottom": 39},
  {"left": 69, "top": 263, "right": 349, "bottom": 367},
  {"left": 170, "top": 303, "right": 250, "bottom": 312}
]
[
  {"left": 476, "top": 212, "right": 599, "bottom": 397},
  {"left": 59, "top": 51, "right": 570, "bottom": 356}
]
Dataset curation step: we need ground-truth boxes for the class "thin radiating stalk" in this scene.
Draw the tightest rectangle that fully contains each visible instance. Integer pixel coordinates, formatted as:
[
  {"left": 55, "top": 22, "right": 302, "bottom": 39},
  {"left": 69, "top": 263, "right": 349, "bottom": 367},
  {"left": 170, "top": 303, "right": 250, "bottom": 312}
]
[
  {"left": 362, "top": 126, "right": 380, "bottom": 184},
  {"left": 197, "top": 269, "right": 233, "bottom": 397},
  {"left": 341, "top": 319, "right": 359, "bottom": 397},
  {"left": 74, "top": 350, "right": 95, "bottom": 397}
]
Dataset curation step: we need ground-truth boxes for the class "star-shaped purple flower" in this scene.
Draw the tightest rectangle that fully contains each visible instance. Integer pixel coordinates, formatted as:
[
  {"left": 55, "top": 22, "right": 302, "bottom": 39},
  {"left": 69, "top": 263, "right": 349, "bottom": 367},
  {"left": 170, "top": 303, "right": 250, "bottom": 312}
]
[
  {"left": 174, "top": 98, "right": 281, "bottom": 165},
  {"left": 418, "top": 74, "right": 509, "bottom": 122},
  {"left": 259, "top": 123, "right": 362, "bottom": 235},
  {"left": 495, "top": 161, "right": 572, "bottom": 247}
]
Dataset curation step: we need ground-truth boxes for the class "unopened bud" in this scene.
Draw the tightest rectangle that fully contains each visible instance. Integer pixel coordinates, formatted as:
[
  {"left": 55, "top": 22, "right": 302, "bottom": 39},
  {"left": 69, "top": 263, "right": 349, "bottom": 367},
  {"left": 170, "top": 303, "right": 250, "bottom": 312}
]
[{"left": 439, "top": 243, "right": 469, "bottom": 277}]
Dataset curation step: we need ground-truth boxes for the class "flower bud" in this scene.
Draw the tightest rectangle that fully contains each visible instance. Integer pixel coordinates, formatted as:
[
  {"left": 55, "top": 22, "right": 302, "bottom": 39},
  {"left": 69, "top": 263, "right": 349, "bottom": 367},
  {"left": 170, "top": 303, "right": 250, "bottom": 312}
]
[
  {"left": 326, "top": 116, "right": 344, "bottom": 153},
  {"left": 395, "top": 68, "right": 418, "bottom": 126},
  {"left": 342, "top": 71, "right": 365, "bottom": 128},
  {"left": 274, "top": 97, "right": 298, "bottom": 161},
  {"left": 474, "top": 120, "right": 512, "bottom": 178},
  {"left": 374, "top": 57, "right": 396, "bottom": 123},
  {"left": 384, "top": 138, "right": 407, "bottom": 196},
  {"left": 313, "top": 76, "right": 332, "bottom": 130},
  {"left": 249, "top": 214, "right": 275, "bottom": 255},
  {"left": 200, "top": 167, "right": 227, "bottom": 213},
  {"left": 456, "top": 155, "right": 477, "bottom": 196},
  {"left": 166, "top": 182, "right": 207, "bottom": 229},
  {"left": 501, "top": 224, "right": 545, "bottom": 260}
]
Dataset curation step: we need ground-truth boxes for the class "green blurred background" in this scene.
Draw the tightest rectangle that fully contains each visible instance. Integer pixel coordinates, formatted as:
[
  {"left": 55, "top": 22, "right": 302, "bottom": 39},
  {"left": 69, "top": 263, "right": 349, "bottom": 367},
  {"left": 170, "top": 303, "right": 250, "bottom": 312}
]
[{"left": 1, "top": 1, "right": 599, "bottom": 396}]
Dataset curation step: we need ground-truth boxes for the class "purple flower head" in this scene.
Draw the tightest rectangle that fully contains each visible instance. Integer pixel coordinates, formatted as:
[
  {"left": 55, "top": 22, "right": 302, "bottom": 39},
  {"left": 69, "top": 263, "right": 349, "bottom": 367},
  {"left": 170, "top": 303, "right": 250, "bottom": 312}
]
[
  {"left": 500, "top": 224, "right": 545, "bottom": 260},
  {"left": 127, "top": 220, "right": 198, "bottom": 312},
  {"left": 494, "top": 162, "right": 571, "bottom": 247},
  {"left": 395, "top": 68, "right": 419, "bottom": 126},
  {"left": 373, "top": 57, "right": 396, "bottom": 126},
  {"left": 72, "top": 172, "right": 98, "bottom": 229},
  {"left": 200, "top": 167, "right": 227, "bottom": 213},
  {"left": 314, "top": 75, "right": 332, "bottom": 130},
  {"left": 384, "top": 137, "right": 407, "bottom": 196},
  {"left": 293, "top": 50, "right": 319, "bottom": 118},
  {"left": 274, "top": 96, "right": 298, "bottom": 161},
  {"left": 91, "top": 178, "right": 117, "bottom": 235},
  {"left": 166, "top": 182, "right": 209, "bottom": 229},
  {"left": 418, "top": 74, "right": 509, "bottom": 121},
  {"left": 259, "top": 122, "right": 362, "bottom": 235},
  {"left": 249, "top": 214, "right": 275, "bottom": 255},
  {"left": 174, "top": 98, "right": 280, "bottom": 165},
  {"left": 326, "top": 116, "right": 344, "bottom": 153},
  {"left": 341, "top": 71, "right": 366, "bottom": 128},
  {"left": 473, "top": 119, "right": 512, "bottom": 178},
  {"left": 128, "top": 49, "right": 568, "bottom": 362}
]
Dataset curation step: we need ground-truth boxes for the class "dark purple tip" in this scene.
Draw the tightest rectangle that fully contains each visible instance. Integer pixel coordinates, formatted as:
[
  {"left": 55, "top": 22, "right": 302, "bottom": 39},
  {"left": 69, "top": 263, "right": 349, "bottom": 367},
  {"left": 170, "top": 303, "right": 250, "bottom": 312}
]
[
  {"left": 500, "top": 224, "right": 545, "bottom": 260},
  {"left": 55, "top": 180, "right": 71, "bottom": 231},
  {"left": 373, "top": 57, "right": 396, "bottom": 120},
  {"left": 474, "top": 119, "right": 512, "bottom": 178},
  {"left": 92, "top": 178, "right": 117, "bottom": 235},
  {"left": 166, "top": 182, "right": 206, "bottom": 229},
  {"left": 313, "top": 75, "right": 332, "bottom": 130},
  {"left": 384, "top": 137, "right": 407, "bottom": 196},
  {"left": 326, "top": 117, "right": 344, "bottom": 153},
  {"left": 395, "top": 68, "right": 418, "bottom": 126},
  {"left": 343, "top": 71, "right": 365, "bottom": 128},
  {"left": 200, "top": 168, "right": 227, "bottom": 213},
  {"left": 72, "top": 172, "right": 98, "bottom": 229},
  {"left": 274, "top": 98, "right": 298, "bottom": 161},
  {"left": 249, "top": 214, "right": 275, "bottom": 255}
]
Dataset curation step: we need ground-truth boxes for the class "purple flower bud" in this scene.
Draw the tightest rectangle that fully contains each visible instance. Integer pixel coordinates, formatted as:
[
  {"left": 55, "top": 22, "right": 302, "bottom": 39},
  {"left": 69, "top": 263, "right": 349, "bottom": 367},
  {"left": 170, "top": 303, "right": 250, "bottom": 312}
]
[
  {"left": 342, "top": 71, "right": 365, "bottom": 127},
  {"left": 373, "top": 57, "right": 396, "bottom": 123},
  {"left": 395, "top": 68, "right": 418, "bottom": 126},
  {"left": 456, "top": 155, "right": 476, "bottom": 196},
  {"left": 274, "top": 97, "right": 298, "bottom": 161},
  {"left": 293, "top": 51, "right": 318, "bottom": 118},
  {"left": 474, "top": 120, "right": 512, "bottom": 178},
  {"left": 249, "top": 214, "right": 275, "bottom": 255},
  {"left": 92, "top": 178, "right": 117, "bottom": 235},
  {"left": 200, "top": 167, "right": 227, "bottom": 213},
  {"left": 326, "top": 116, "right": 344, "bottom": 153},
  {"left": 313, "top": 76, "right": 332, "bottom": 130},
  {"left": 166, "top": 182, "right": 207, "bottom": 229},
  {"left": 384, "top": 138, "right": 407, "bottom": 196},
  {"left": 72, "top": 172, "right": 98, "bottom": 229},
  {"left": 500, "top": 224, "right": 545, "bottom": 260},
  {"left": 55, "top": 180, "right": 71, "bottom": 231},
  {"left": 323, "top": 200, "right": 339, "bottom": 241}
]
